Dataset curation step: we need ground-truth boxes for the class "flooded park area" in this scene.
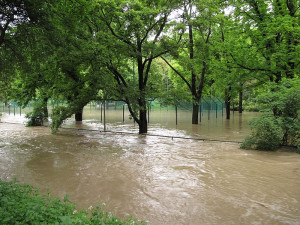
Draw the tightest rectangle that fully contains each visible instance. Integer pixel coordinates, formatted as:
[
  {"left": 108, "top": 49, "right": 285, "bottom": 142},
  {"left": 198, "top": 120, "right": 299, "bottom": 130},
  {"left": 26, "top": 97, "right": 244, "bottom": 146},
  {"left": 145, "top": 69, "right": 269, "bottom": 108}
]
[{"left": 0, "top": 107, "right": 300, "bottom": 225}]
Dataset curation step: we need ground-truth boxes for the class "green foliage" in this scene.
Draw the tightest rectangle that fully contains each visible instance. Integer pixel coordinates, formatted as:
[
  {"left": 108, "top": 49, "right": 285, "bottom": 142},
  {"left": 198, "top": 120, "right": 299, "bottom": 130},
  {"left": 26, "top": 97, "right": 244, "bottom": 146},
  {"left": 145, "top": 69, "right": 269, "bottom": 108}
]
[
  {"left": 50, "top": 106, "right": 72, "bottom": 133},
  {"left": 25, "top": 100, "right": 48, "bottom": 126},
  {"left": 0, "top": 179, "right": 146, "bottom": 225},
  {"left": 241, "top": 114, "right": 283, "bottom": 151},
  {"left": 241, "top": 79, "right": 300, "bottom": 151}
]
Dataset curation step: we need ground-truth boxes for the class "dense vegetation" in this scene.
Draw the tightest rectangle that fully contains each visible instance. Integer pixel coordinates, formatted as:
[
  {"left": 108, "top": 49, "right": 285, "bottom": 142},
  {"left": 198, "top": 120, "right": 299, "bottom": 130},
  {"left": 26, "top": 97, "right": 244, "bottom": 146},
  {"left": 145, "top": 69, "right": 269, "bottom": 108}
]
[
  {"left": 0, "top": 0, "right": 299, "bottom": 145},
  {"left": 241, "top": 79, "right": 300, "bottom": 151},
  {"left": 0, "top": 179, "right": 146, "bottom": 225}
]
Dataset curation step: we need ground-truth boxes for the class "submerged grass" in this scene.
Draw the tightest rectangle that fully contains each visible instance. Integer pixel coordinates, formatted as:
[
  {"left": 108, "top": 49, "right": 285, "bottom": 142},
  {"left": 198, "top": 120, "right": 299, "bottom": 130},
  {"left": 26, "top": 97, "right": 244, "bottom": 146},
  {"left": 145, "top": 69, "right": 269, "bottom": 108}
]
[{"left": 0, "top": 179, "right": 146, "bottom": 225}]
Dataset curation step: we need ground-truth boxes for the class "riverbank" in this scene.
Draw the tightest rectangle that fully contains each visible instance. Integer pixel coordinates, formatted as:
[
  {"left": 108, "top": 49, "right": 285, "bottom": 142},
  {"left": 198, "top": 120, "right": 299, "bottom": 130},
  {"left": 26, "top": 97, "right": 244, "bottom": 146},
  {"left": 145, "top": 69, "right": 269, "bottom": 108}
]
[{"left": 0, "top": 179, "right": 146, "bottom": 225}]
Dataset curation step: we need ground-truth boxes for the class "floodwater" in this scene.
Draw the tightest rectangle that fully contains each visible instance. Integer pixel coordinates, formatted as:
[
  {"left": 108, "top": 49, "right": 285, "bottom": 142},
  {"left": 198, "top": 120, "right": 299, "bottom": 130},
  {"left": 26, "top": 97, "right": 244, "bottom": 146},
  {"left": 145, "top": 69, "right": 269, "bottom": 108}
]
[{"left": 0, "top": 108, "right": 300, "bottom": 225}]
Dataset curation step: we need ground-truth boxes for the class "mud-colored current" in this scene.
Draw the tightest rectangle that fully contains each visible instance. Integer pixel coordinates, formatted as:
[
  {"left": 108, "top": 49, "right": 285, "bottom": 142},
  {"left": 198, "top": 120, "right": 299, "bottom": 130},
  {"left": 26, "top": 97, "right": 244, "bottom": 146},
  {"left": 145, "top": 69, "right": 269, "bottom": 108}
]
[{"left": 0, "top": 109, "right": 299, "bottom": 225}]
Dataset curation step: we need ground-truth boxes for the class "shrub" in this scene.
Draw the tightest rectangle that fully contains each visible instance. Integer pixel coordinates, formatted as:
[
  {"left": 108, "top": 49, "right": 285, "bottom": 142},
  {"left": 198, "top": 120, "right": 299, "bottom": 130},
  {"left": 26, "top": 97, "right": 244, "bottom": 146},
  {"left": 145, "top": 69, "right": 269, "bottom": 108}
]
[
  {"left": 25, "top": 101, "right": 48, "bottom": 126},
  {"left": 241, "top": 114, "right": 283, "bottom": 151},
  {"left": 241, "top": 79, "right": 300, "bottom": 152},
  {"left": 0, "top": 179, "right": 146, "bottom": 225}
]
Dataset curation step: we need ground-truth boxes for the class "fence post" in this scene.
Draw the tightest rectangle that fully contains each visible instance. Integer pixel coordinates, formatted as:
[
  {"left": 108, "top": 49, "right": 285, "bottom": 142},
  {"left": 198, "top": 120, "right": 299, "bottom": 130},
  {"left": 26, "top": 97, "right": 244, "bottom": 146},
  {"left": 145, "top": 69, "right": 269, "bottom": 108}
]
[
  {"left": 217, "top": 98, "right": 224, "bottom": 117},
  {"left": 208, "top": 101, "right": 210, "bottom": 120},
  {"left": 103, "top": 100, "right": 106, "bottom": 131},
  {"left": 148, "top": 105, "right": 150, "bottom": 123},
  {"left": 100, "top": 103, "right": 102, "bottom": 122},
  {"left": 210, "top": 97, "right": 218, "bottom": 119},
  {"left": 123, "top": 104, "right": 125, "bottom": 123},
  {"left": 199, "top": 99, "right": 202, "bottom": 123},
  {"left": 175, "top": 105, "right": 178, "bottom": 125}
]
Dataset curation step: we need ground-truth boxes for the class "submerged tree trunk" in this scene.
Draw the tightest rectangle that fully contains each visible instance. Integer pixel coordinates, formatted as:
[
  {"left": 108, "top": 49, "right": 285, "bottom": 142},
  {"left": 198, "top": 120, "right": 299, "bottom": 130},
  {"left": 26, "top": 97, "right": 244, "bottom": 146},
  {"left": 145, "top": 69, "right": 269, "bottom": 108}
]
[
  {"left": 139, "top": 109, "right": 147, "bottom": 134},
  {"left": 239, "top": 89, "right": 243, "bottom": 113},
  {"left": 225, "top": 87, "right": 231, "bottom": 119},
  {"left": 43, "top": 97, "right": 48, "bottom": 118},
  {"left": 75, "top": 109, "right": 83, "bottom": 121},
  {"left": 192, "top": 103, "right": 199, "bottom": 124}
]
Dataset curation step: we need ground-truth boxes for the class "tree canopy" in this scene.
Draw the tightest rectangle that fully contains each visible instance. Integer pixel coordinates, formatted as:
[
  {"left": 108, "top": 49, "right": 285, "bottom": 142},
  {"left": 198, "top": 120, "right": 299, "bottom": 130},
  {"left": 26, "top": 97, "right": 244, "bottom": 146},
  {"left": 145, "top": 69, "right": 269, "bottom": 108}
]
[{"left": 0, "top": 0, "right": 299, "bottom": 134}]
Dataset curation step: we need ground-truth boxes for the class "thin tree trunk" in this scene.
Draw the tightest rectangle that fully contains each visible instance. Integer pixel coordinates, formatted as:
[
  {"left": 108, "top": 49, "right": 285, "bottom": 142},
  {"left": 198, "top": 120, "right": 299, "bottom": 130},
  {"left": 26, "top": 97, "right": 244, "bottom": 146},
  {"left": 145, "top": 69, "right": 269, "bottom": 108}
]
[
  {"left": 225, "top": 87, "right": 231, "bottom": 119},
  {"left": 239, "top": 89, "right": 243, "bottom": 113},
  {"left": 43, "top": 97, "right": 48, "bottom": 118}
]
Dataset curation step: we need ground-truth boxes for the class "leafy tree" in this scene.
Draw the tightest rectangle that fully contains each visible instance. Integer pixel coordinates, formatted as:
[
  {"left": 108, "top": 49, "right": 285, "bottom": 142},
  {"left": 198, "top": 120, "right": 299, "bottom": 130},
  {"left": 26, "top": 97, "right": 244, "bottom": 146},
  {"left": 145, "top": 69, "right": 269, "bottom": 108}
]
[
  {"left": 162, "top": 0, "right": 226, "bottom": 124},
  {"left": 2, "top": 0, "right": 105, "bottom": 132},
  {"left": 91, "top": 0, "right": 177, "bottom": 133}
]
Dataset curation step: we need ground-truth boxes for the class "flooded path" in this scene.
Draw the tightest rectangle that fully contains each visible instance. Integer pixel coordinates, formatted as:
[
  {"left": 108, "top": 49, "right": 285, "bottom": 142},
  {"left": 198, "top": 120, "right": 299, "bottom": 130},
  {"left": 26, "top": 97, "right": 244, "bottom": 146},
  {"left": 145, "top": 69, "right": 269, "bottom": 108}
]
[{"left": 0, "top": 110, "right": 300, "bottom": 224}]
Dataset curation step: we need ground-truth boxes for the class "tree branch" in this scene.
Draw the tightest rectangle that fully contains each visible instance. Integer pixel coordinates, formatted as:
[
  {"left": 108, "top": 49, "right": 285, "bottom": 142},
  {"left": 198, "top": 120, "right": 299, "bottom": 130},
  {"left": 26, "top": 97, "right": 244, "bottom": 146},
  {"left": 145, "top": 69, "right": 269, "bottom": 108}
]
[
  {"left": 161, "top": 56, "right": 192, "bottom": 92},
  {"left": 100, "top": 9, "right": 136, "bottom": 50}
]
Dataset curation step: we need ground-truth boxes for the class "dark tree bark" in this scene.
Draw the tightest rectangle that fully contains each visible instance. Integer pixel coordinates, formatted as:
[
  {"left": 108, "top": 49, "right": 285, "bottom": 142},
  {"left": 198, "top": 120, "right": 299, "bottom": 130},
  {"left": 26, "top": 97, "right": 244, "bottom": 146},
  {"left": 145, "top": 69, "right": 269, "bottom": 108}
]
[
  {"left": 75, "top": 109, "right": 83, "bottom": 121},
  {"left": 43, "top": 97, "right": 48, "bottom": 118},
  {"left": 225, "top": 87, "right": 231, "bottom": 119},
  {"left": 238, "top": 89, "right": 243, "bottom": 113}
]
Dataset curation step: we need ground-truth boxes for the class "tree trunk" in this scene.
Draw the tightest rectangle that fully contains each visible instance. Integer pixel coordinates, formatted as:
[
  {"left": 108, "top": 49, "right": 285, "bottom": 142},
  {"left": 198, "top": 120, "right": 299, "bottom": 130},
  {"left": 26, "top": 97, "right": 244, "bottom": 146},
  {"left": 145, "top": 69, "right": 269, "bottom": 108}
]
[
  {"left": 43, "top": 97, "right": 48, "bottom": 118},
  {"left": 192, "top": 101, "right": 199, "bottom": 124},
  {"left": 239, "top": 89, "right": 243, "bottom": 113},
  {"left": 75, "top": 109, "right": 83, "bottom": 121},
  {"left": 139, "top": 109, "right": 147, "bottom": 134},
  {"left": 225, "top": 87, "right": 231, "bottom": 119}
]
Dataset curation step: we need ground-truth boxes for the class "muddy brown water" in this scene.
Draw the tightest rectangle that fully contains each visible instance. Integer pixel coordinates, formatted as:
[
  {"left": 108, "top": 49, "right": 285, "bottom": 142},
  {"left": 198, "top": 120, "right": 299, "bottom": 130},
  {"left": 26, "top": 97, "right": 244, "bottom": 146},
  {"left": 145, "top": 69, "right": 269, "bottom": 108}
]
[{"left": 0, "top": 109, "right": 300, "bottom": 225}]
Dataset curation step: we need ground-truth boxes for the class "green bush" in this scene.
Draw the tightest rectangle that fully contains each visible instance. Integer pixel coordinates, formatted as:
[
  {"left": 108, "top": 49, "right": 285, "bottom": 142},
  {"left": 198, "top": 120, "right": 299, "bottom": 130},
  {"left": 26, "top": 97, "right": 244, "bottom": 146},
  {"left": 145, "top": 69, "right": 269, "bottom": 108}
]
[
  {"left": 26, "top": 101, "right": 48, "bottom": 126},
  {"left": 241, "top": 114, "right": 283, "bottom": 151},
  {"left": 241, "top": 79, "right": 300, "bottom": 152},
  {"left": 0, "top": 180, "right": 146, "bottom": 225}
]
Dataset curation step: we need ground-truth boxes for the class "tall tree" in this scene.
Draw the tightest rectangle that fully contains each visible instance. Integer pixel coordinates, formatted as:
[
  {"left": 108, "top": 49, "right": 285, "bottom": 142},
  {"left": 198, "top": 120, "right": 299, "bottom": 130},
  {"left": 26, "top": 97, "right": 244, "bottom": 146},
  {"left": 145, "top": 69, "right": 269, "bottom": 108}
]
[
  {"left": 93, "top": 0, "right": 176, "bottom": 133},
  {"left": 162, "top": 0, "right": 225, "bottom": 124}
]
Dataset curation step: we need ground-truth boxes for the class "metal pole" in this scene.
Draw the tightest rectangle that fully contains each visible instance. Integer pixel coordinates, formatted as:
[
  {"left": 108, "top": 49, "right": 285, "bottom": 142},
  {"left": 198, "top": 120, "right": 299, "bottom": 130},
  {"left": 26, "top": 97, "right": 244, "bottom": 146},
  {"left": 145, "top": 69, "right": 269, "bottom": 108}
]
[
  {"left": 208, "top": 102, "right": 210, "bottom": 120},
  {"left": 103, "top": 101, "right": 106, "bottom": 131},
  {"left": 148, "top": 105, "right": 150, "bottom": 123},
  {"left": 202, "top": 98, "right": 210, "bottom": 121},
  {"left": 122, "top": 104, "right": 125, "bottom": 123},
  {"left": 166, "top": 74, "right": 168, "bottom": 111},
  {"left": 175, "top": 105, "right": 178, "bottom": 125},
  {"left": 210, "top": 97, "right": 218, "bottom": 119},
  {"left": 222, "top": 103, "right": 224, "bottom": 117},
  {"left": 216, "top": 98, "right": 224, "bottom": 117},
  {"left": 199, "top": 100, "right": 202, "bottom": 123},
  {"left": 20, "top": 106, "right": 21, "bottom": 116},
  {"left": 14, "top": 104, "right": 15, "bottom": 116},
  {"left": 100, "top": 103, "right": 102, "bottom": 122}
]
